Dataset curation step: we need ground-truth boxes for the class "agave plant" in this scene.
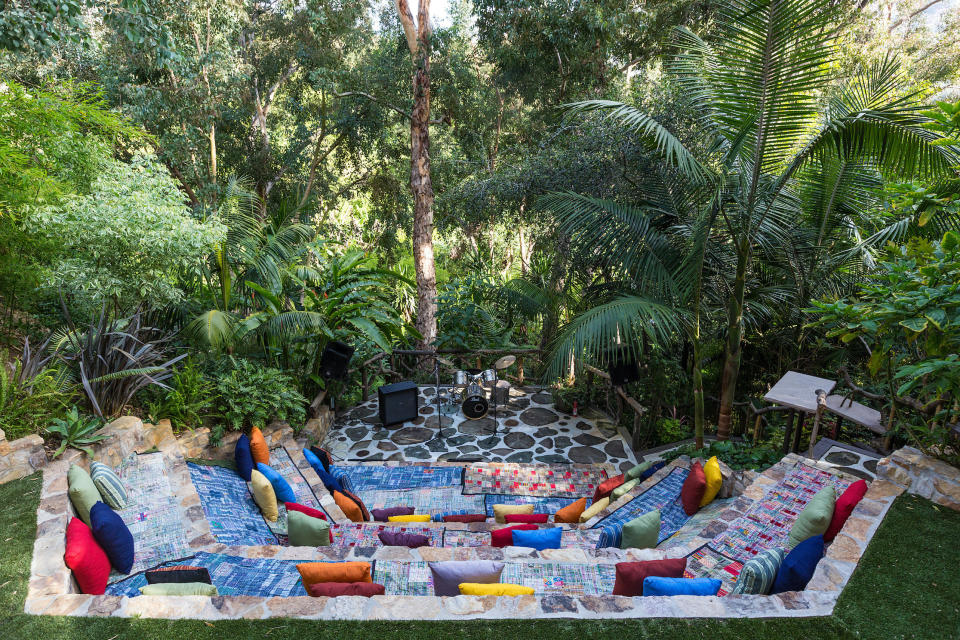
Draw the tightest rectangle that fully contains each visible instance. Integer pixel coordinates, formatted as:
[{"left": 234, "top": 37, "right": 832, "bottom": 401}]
[{"left": 47, "top": 406, "right": 110, "bottom": 458}]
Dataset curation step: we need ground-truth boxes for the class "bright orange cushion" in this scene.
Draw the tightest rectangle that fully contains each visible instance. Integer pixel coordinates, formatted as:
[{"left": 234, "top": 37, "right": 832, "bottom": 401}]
[
  {"left": 297, "top": 561, "right": 372, "bottom": 585},
  {"left": 334, "top": 490, "right": 364, "bottom": 522},
  {"left": 554, "top": 497, "right": 587, "bottom": 523},
  {"left": 249, "top": 427, "right": 270, "bottom": 465}
]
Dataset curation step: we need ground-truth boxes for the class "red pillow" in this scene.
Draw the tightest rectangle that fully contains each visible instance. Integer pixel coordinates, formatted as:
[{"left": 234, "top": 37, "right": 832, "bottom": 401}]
[
  {"left": 442, "top": 514, "right": 488, "bottom": 523},
  {"left": 64, "top": 517, "right": 111, "bottom": 595},
  {"left": 305, "top": 582, "right": 386, "bottom": 597},
  {"left": 504, "top": 513, "right": 549, "bottom": 524},
  {"left": 285, "top": 502, "right": 334, "bottom": 543},
  {"left": 490, "top": 524, "right": 537, "bottom": 548},
  {"left": 593, "top": 474, "right": 625, "bottom": 503},
  {"left": 681, "top": 462, "right": 706, "bottom": 516},
  {"left": 612, "top": 558, "right": 687, "bottom": 596},
  {"left": 824, "top": 479, "right": 869, "bottom": 541}
]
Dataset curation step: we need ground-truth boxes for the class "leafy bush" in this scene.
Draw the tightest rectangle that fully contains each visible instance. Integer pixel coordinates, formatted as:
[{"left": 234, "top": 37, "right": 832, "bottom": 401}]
[
  {"left": 46, "top": 406, "right": 108, "bottom": 458},
  {"left": 0, "top": 336, "right": 74, "bottom": 439},
  {"left": 145, "top": 359, "right": 214, "bottom": 433},
  {"left": 211, "top": 358, "right": 307, "bottom": 443},
  {"left": 661, "top": 439, "right": 782, "bottom": 471},
  {"left": 551, "top": 378, "right": 606, "bottom": 414},
  {"left": 656, "top": 417, "right": 691, "bottom": 445}
]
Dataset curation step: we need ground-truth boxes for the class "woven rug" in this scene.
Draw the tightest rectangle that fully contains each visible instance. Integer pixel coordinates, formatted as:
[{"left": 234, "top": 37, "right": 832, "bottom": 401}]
[
  {"left": 271, "top": 446, "right": 322, "bottom": 509},
  {"left": 331, "top": 523, "right": 445, "bottom": 547},
  {"left": 188, "top": 462, "right": 279, "bottom": 546},
  {"left": 359, "top": 486, "right": 486, "bottom": 517},
  {"left": 463, "top": 463, "right": 610, "bottom": 497},
  {"left": 483, "top": 494, "right": 589, "bottom": 518},
  {"left": 441, "top": 528, "right": 604, "bottom": 549},
  {"left": 592, "top": 467, "right": 690, "bottom": 549},
  {"left": 659, "top": 497, "right": 734, "bottom": 551},
  {"left": 684, "top": 544, "right": 743, "bottom": 596},
  {"left": 331, "top": 464, "right": 463, "bottom": 491}
]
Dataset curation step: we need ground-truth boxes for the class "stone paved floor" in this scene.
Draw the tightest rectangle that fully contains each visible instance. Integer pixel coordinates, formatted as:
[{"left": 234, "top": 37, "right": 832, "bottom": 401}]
[{"left": 322, "top": 386, "right": 639, "bottom": 473}]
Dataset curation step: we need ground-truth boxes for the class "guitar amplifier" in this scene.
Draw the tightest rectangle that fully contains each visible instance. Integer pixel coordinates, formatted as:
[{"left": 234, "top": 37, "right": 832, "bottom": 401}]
[{"left": 378, "top": 380, "right": 419, "bottom": 426}]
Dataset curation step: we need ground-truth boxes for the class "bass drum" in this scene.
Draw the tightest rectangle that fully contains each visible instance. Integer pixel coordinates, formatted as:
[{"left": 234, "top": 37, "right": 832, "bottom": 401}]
[{"left": 461, "top": 383, "right": 489, "bottom": 420}]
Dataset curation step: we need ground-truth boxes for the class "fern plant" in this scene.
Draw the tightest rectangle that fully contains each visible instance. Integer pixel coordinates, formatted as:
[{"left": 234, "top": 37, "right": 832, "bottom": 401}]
[{"left": 46, "top": 406, "right": 109, "bottom": 458}]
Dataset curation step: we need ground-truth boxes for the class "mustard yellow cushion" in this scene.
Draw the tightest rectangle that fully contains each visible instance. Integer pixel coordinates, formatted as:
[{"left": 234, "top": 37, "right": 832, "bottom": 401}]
[
  {"left": 387, "top": 514, "right": 431, "bottom": 523},
  {"left": 459, "top": 582, "right": 535, "bottom": 596},
  {"left": 700, "top": 456, "right": 723, "bottom": 507},
  {"left": 250, "top": 469, "right": 278, "bottom": 522},
  {"left": 579, "top": 496, "right": 609, "bottom": 523},
  {"left": 492, "top": 504, "right": 535, "bottom": 524}
]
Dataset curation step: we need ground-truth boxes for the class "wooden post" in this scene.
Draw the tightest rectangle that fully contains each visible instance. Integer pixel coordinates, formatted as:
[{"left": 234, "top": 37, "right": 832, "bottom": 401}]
[
  {"left": 807, "top": 390, "right": 827, "bottom": 458},
  {"left": 361, "top": 366, "right": 369, "bottom": 402},
  {"left": 517, "top": 356, "right": 525, "bottom": 384},
  {"left": 752, "top": 414, "right": 763, "bottom": 444}
]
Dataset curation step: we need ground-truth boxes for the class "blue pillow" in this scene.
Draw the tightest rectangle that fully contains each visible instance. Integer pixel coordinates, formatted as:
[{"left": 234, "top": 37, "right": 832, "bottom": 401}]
[
  {"left": 303, "top": 449, "right": 343, "bottom": 493},
  {"left": 308, "top": 446, "right": 332, "bottom": 472},
  {"left": 642, "top": 577, "right": 721, "bottom": 596},
  {"left": 235, "top": 434, "right": 254, "bottom": 481},
  {"left": 256, "top": 463, "right": 297, "bottom": 503},
  {"left": 330, "top": 467, "right": 355, "bottom": 493},
  {"left": 90, "top": 501, "right": 134, "bottom": 574},
  {"left": 511, "top": 527, "right": 562, "bottom": 550},
  {"left": 771, "top": 534, "right": 824, "bottom": 594},
  {"left": 640, "top": 461, "right": 666, "bottom": 481}
]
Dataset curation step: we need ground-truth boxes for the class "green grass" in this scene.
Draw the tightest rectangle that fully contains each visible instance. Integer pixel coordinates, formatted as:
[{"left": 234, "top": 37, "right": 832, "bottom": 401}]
[{"left": 1, "top": 472, "right": 958, "bottom": 640}]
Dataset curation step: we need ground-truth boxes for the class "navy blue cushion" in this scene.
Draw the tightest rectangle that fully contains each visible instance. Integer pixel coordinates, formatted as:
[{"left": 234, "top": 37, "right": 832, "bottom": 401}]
[
  {"left": 640, "top": 461, "right": 666, "bottom": 481},
  {"left": 304, "top": 449, "right": 343, "bottom": 493},
  {"left": 235, "top": 434, "right": 254, "bottom": 482},
  {"left": 511, "top": 527, "right": 562, "bottom": 550},
  {"left": 90, "top": 501, "right": 134, "bottom": 574},
  {"left": 308, "top": 446, "right": 332, "bottom": 472},
  {"left": 642, "top": 576, "right": 721, "bottom": 596},
  {"left": 256, "top": 463, "right": 297, "bottom": 503},
  {"left": 771, "top": 535, "right": 824, "bottom": 593}
]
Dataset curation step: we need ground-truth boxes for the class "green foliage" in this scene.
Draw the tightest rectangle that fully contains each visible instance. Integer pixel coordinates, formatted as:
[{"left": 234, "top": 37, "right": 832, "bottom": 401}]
[
  {"left": 210, "top": 358, "right": 306, "bottom": 444},
  {"left": 551, "top": 378, "right": 606, "bottom": 415},
  {"left": 655, "top": 417, "right": 690, "bottom": 445},
  {"left": 661, "top": 439, "right": 782, "bottom": 471},
  {"left": 0, "top": 359, "right": 72, "bottom": 440},
  {"left": 45, "top": 405, "right": 108, "bottom": 458},
  {"left": 145, "top": 359, "right": 214, "bottom": 433}
]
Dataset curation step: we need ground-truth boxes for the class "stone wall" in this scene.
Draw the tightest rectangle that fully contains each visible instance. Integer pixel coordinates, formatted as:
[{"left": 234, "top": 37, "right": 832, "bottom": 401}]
[
  {"left": 0, "top": 428, "right": 48, "bottom": 484},
  {"left": 876, "top": 446, "right": 960, "bottom": 511}
]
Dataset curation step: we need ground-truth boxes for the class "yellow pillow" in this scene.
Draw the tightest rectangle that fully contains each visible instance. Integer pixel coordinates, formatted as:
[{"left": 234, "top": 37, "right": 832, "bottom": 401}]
[
  {"left": 492, "top": 504, "right": 535, "bottom": 524},
  {"left": 700, "top": 456, "right": 723, "bottom": 506},
  {"left": 387, "top": 514, "right": 431, "bottom": 523},
  {"left": 250, "top": 469, "right": 278, "bottom": 522},
  {"left": 579, "top": 496, "right": 609, "bottom": 523},
  {"left": 459, "top": 583, "right": 534, "bottom": 596}
]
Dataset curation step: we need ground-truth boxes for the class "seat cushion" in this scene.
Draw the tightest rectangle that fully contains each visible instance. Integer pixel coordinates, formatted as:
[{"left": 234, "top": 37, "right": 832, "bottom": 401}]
[
  {"left": 511, "top": 527, "right": 562, "bottom": 550},
  {"left": 643, "top": 576, "right": 721, "bottom": 596},
  {"left": 256, "top": 462, "right": 297, "bottom": 504},
  {"left": 64, "top": 517, "right": 110, "bottom": 595},
  {"left": 89, "top": 501, "right": 134, "bottom": 574},
  {"left": 625, "top": 461, "right": 652, "bottom": 481},
  {"left": 387, "top": 514, "right": 431, "bottom": 523},
  {"left": 297, "top": 561, "right": 372, "bottom": 584},
  {"left": 443, "top": 513, "right": 488, "bottom": 523},
  {"left": 503, "top": 513, "right": 549, "bottom": 524},
  {"left": 771, "top": 535, "right": 824, "bottom": 593},
  {"left": 490, "top": 524, "right": 538, "bottom": 548},
  {"left": 250, "top": 469, "right": 278, "bottom": 522},
  {"left": 333, "top": 490, "right": 364, "bottom": 523},
  {"left": 140, "top": 582, "right": 219, "bottom": 596},
  {"left": 248, "top": 427, "right": 270, "bottom": 465},
  {"left": 621, "top": 509, "right": 661, "bottom": 549},
  {"left": 459, "top": 583, "right": 534, "bottom": 596},
  {"left": 145, "top": 566, "right": 212, "bottom": 585},
  {"left": 284, "top": 502, "right": 328, "bottom": 520},
  {"left": 579, "top": 496, "right": 609, "bottom": 523},
  {"left": 288, "top": 509, "right": 332, "bottom": 547},
  {"left": 593, "top": 474, "right": 625, "bottom": 502},
  {"left": 553, "top": 497, "right": 587, "bottom": 524},
  {"left": 234, "top": 434, "right": 254, "bottom": 481},
  {"left": 731, "top": 547, "right": 785, "bottom": 595},
  {"left": 305, "top": 582, "right": 385, "bottom": 597},
  {"left": 429, "top": 560, "right": 505, "bottom": 596},
  {"left": 68, "top": 464, "right": 101, "bottom": 526},
  {"left": 341, "top": 488, "right": 371, "bottom": 521},
  {"left": 700, "top": 456, "right": 723, "bottom": 506},
  {"left": 371, "top": 506, "right": 415, "bottom": 521},
  {"left": 90, "top": 462, "right": 127, "bottom": 509},
  {"left": 612, "top": 557, "right": 687, "bottom": 596},
  {"left": 681, "top": 461, "right": 706, "bottom": 515},
  {"left": 788, "top": 486, "right": 836, "bottom": 548},
  {"left": 378, "top": 531, "right": 430, "bottom": 548},
  {"left": 492, "top": 503, "right": 535, "bottom": 524},
  {"left": 308, "top": 446, "right": 333, "bottom": 472},
  {"left": 611, "top": 478, "right": 640, "bottom": 501},
  {"left": 824, "top": 479, "right": 868, "bottom": 541}
]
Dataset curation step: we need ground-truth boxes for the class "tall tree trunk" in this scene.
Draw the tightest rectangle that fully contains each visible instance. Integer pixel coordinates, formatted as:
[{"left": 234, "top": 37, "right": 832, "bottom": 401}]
[{"left": 716, "top": 245, "right": 749, "bottom": 440}]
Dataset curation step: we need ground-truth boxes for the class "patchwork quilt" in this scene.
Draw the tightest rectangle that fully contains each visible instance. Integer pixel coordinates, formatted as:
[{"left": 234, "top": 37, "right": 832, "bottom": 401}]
[
  {"left": 441, "top": 527, "right": 604, "bottom": 549},
  {"left": 359, "top": 486, "right": 486, "bottom": 518},
  {"left": 463, "top": 463, "right": 610, "bottom": 497},
  {"left": 330, "top": 523, "right": 445, "bottom": 547},
  {"left": 482, "top": 494, "right": 589, "bottom": 518},
  {"left": 330, "top": 464, "right": 463, "bottom": 492},
  {"left": 591, "top": 467, "right": 690, "bottom": 549},
  {"left": 188, "top": 462, "right": 278, "bottom": 546}
]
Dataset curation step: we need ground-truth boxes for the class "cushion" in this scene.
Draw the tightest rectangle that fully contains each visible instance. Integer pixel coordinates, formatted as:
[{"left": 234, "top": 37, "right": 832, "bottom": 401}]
[
  {"left": 378, "top": 531, "right": 430, "bottom": 548},
  {"left": 305, "top": 582, "right": 385, "bottom": 597},
  {"left": 288, "top": 509, "right": 332, "bottom": 547},
  {"left": 611, "top": 478, "right": 640, "bottom": 500},
  {"left": 612, "top": 558, "right": 687, "bottom": 596},
  {"left": 64, "top": 517, "right": 110, "bottom": 595},
  {"left": 788, "top": 486, "right": 836, "bottom": 548},
  {"left": 772, "top": 535, "right": 824, "bottom": 593},
  {"left": 329, "top": 467, "right": 356, "bottom": 494},
  {"left": 492, "top": 503, "right": 535, "bottom": 524},
  {"left": 511, "top": 527, "right": 562, "bottom": 550},
  {"left": 553, "top": 497, "right": 587, "bottom": 523},
  {"left": 490, "top": 524, "right": 537, "bottom": 548},
  {"left": 621, "top": 509, "right": 660, "bottom": 549},
  {"left": 297, "top": 561, "right": 372, "bottom": 584},
  {"left": 681, "top": 461, "right": 706, "bottom": 516},
  {"left": 429, "top": 560, "right": 504, "bottom": 596},
  {"left": 285, "top": 501, "right": 327, "bottom": 520},
  {"left": 643, "top": 576, "right": 721, "bottom": 596},
  {"left": 593, "top": 474, "right": 625, "bottom": 502},
  {"left": 341, "top": 488, "right": 371, "bottom": 521},
  {"left": 443, "top": 513, "right": 488, "bottom": 523},
  {"left": 139, "top": 582, "right": 219, "bottom": 596},
  {"left": 248, "top": 427, "right": 270, "bottom": 465},
  {"left": 731, "top": 548, "right": 785, "bottom": 595},
  {"left": 371, "top": 506, "right": 415, "bottom": 522},
  {"left": 387, "top": 514, "right": 431, "bottom": 523},
  {"left": 90, "top": 462, "right": 127, "bottom": 509},
  {"left": 250, "top": 469, "right": 278, "bottom": 522},
  {"left": 503, "top": 513, "right": 549, "bottom": 524},
  {"left": 459, "top": 583, "right": 535, "bottom": 596},
  {"left": 68, "top": 464, "right": 100, "bottom": 526},
  {"left": 256, "top": 462, "right": 297, "bottom": 503},
  {"left": 308, "top": 446, "right": 332, "bottom": 472},
  {"left": 333, "top": 491, "right": 365, "bottom": 523},
  {"left": 89, "top": 501, "right": 134, "bottom": 574},
  {"left": 145, "top": 567, "right": 212, "bottom": 585},
  {"left": 824, "top": 480, "right": 868, "bottom": 541},
  {"left": 302, "top": 448, "right": 326, "bottom": 474},
  {"left": 579, "top": 496, "right": 609, "bottom": 523},
  {"left": 700, "top": 456, "right": 723, "bottom": 506},
  {"left": 234, "top": 434, "right": 254, "bottom": 481},
  {"left": 625, "top": 460, "right": 652, "bottom": 481}
]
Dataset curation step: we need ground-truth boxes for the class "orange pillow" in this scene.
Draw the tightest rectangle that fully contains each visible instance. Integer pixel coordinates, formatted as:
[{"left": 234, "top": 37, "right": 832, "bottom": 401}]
[
  {"left": 249, "top": 427, "right": 270, "bottom": 465},
  {"left": 334, "top": 490, "right": 364, "bottom": 522},
  {"left": 297, "top": 561, "right": 372, "bottom": 584},
  {"left": 554, "top": 497, "right": 587, "bottom": 523}
]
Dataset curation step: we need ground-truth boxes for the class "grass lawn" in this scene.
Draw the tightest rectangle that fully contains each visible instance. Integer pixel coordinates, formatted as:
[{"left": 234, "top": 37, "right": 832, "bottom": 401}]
[{"left": 1, "top": 472, "right": 957, "bottom": 640}]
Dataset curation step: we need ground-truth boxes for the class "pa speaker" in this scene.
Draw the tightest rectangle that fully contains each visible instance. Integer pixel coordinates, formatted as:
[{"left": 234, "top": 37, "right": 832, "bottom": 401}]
[
  {"left": 378, "top": 380, "right": 419, "bottom": 426},
  {"left": 606, "top": 346, "right": 640, "bottom": 387},
  {"left": 319, "top": 341, "right": 354, "bottom": 380}
]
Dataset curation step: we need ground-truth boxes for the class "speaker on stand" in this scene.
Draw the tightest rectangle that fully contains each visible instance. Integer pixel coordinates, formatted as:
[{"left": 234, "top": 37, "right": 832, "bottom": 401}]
[{"left": 606, "top": 346, "right": 641, "bottom": 387}]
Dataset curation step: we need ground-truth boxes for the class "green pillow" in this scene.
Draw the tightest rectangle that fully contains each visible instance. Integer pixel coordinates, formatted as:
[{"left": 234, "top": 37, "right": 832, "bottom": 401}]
[
  {"left": 68, "top": 465, "right": 101, "bottom": 526},
  {"left": 611, "top": 478, "right": 640, "bottom": 500},
  {"left": 625, "top": 461, "right": 652, "bottom": 481},
  {"left": 288, "top": 509, "right": 331, "bottom": 547},
  {"left": 788, "top": 486, "right": 836, "bottom": 548},
  {"left": 620, "top": 509, "right": 660, "bottom": 549},
  {"left": 139, "top": 582, "right": 219, "bottom": 596}
]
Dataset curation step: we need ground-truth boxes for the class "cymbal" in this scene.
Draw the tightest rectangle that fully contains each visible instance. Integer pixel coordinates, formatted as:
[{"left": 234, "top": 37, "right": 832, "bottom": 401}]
[
  {"left": 494, "top": 354, "right": 516, "bottom": 370},
  {"left": 436, "top": 356, "right": 455, "bottom": 367}
]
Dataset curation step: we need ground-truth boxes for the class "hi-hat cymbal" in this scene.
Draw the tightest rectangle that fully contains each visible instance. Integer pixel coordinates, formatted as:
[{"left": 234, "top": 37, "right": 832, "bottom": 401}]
[
  {"left": 436, "top": 356, "right": 455, "bottom": 367},
  {"left": 494, "top": 354, "right": 516, "bottom": 370}
]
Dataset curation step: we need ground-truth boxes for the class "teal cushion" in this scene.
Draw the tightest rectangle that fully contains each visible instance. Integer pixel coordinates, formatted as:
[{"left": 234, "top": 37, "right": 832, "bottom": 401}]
[
  {"left": 731, "top": 547, "right": 785, "bottom": 595},
  {"left": 788, "top": 486, "right": 836, "bottom": 548},
  {"left": 68, "top": 465, "right": 101, "bottom": 526},
  {"left": 139, "top": 582, "right": 219, "bottom": 596},
  {"left": 621, "top": 509, "right": 660, "bottom": 549},
  {"left": 90, "top": 462, "right": 127, "bottom": 509},
  {"left": 288, "top": 509, "right": 331, "bottom": 547}
]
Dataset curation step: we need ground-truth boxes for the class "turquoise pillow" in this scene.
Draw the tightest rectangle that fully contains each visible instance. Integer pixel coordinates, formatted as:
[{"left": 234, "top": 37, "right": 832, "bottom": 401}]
[
  {"left": 511, "top": 527, "right": 562, "bottom": 550},
  {"left": 621, "top": 509, "right": 660, "bottom": 549},
  {"left": 90, "top": 462, "right": 126, "bottom": 509},
  {"left": 256, "top": 463, "right": 296, "bottom": 503},
  {"left": 731, "top": 548, "right": 785, "bottom": 595},
  {"left": 643, "top": 577, "right": 721, "bottom": 596}
]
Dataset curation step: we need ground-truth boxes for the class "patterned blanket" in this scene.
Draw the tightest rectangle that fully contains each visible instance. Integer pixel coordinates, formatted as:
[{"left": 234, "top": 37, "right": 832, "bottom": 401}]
[
  {"left": 330, "top": 464, "right": 463, "bottom": 492},
  {"left": 359, "top": 486, "right": 486, "bottom": 518},
  {"left": 331, "top": 523, "right": 445, "bottom": 547},
  {"left": 463, "top": 463, "right": 610, "bottom": 497},
  {"left": 591, "top": 467, "right": 690, "bottom": 549},
  {"left": 683, "top": 545, "right": 743, "bottom": 596},
  {"left": 483, "top": 494, "right": 589, "bottom": 518},
  {"left": 441, "top": 527, "right": 604, "bottom": 549},
  {"left": 271, "top": 446, "right": 323, "bottom": 509},
  {"left": 188, "top": 462, "right": 278, "bottom": 546}
]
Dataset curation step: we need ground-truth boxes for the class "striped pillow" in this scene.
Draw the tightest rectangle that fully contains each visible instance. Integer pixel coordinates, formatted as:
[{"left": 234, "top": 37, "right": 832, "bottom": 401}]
[
  {"left": 90, "top": 462, "right": 127, "bottom": 509},
  {"left": 731, "top": 547, "right": 785, "bottom": 595},
  {"left": 329, "top": 467, "right": 355, "bottom": 494}
]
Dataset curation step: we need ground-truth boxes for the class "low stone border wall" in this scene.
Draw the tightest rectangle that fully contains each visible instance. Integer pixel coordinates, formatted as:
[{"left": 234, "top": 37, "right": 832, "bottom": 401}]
[
  {"left": 876, "top": 446, "right": 960, "bottom": 511},
  {"left": 0, "top": 428, "right": 47, "bottom": 484}
]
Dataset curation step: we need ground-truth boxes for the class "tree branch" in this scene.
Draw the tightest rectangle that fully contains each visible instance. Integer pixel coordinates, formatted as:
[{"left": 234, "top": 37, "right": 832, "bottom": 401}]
[
  {"left": 888, "top": 0, "right": 945, "bottom": 32},
  {"left": 335, "top": 91, "right": 446, "bottom": 125}
]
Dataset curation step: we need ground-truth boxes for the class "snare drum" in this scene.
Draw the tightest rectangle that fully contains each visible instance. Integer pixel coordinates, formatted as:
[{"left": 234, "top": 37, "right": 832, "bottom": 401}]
[
  {"left": 454, "top": 370, "right": 469, "bottom": 387},
  {"left": 480, "top": 369, "right": 497, "bottom": 386}
]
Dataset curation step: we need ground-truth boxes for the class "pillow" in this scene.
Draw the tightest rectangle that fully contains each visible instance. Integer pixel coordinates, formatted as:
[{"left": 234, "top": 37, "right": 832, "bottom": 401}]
[
  {"left": 553, "top": 498, "right": 587, "bottom": 524},
  {"left": 593, "top": 474, "right": 625, "bottom": 502},
  {"left": 68, "top": 464, "right": 100, "bottom": 526},
  {"left": 643, "top": 576, "right": 721, "bottom": 596},
  {"left": 700, "top": 456, "right": 723, "bottom": 507},
  {"left": 89, "top": 501, "right": 134, "bottom": 574},
  {"left": 459, "top": 583, "right": 534, "bottom": 596},
  {"left": 289, "top": 509, "right": 332, "bottom": 547},
  {"left": 305, "top": 582, "right": 386, "bottom": 597},
  {"left": 297, "top": 561, "right": 372, "bottom": 584},
  {"left": 492, "top": 503, "right": 535, "bottom": 524},
  {"left": 579, "top": 496, "right": 609, "bottom": 523},
  {"left": 787, "top": 486, "right": 836, "bottom": 548},
  {"left": 490, "top": 524, "right": 537, "bottom": 548},
  {"left": 234, "top": 434, "right": 254, "bottom": 481},
  {"left": 621, "top": 509, "right": 660, "bottom": 549},
  {"left": 333, "top": 490, "right": 365, "bottom": 523},
  {"left": 329, "top": 467, "right": 356, "bottom": 494},
  {"left": 313, "top": 464, "right": 345, "bottom": 494},
  {"left": 503, "top": 513, "right": 548, "bottom": 524},
  {"left": 443, "top": 513, "right": 489, "bottom": 523},
  {"left": 378, "top": 531, "right": 430, "bottom": 548},
  {"left": 145, "top": 567, "right": 212, "bottom": 585},
  {"left": 302, "top": 448, "right": 327, "bottom": 476},
  {"left": 387, "top": 514, "right": 431, "bottom": 523},
  {"left": 64, "top": 517, "right": 110, "bottom": 595},
  {"left": 731, "top": 548, "right": 785, "bottom": 595},
  {"left": 681, "top": 461, "right": 706, "bottom": 516},
  {"left": 256, "top": 462, "right": 297, "bottom": 503},
  {"left": 612, "top": 558, "right": 687, "bottom": 596},
  {"left": 371, "top": 506, "right": 415, "bottom": 522},
  {"left": 625, "top": 460, "right": 652, "bottom": 481},
  {"left": 511, "top": 527, "right": 562, "bottom": 550},
  {"left": 250, "top": 469, "right": 278, "bottom": 522},
  {"left": 429, "top": 561, "right": 504, "bottom": 596},
  {"left": 285, "top": 502, "right": 327, "bottom": 520},
  {"left": 248, "top": 427, "right": 270, "bottom": 465},
  {"left": 771, "top": 535, "right": 824, "bottom": 593},
  {"left": 341, "top": 488, "right": 371, "bottom": 521},
  {"left": 90, "top": 462, "right": 127, "bottom": 509},
  {"left": 308, "top": 446, "right": 332, "bottom": 472},
  {"left": 611, "top": 478, "right": 640, "bottom": 501},
  {"left": 824, "top": 480, "right": 868, "bottom": 541},
  {"left": 139, "top": 582, "right": 219, "bottom": 596}
]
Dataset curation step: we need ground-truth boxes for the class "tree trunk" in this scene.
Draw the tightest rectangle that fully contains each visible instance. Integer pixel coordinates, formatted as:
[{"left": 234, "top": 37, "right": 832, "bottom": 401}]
[{"left": 717, "top": 245, "right": 749, "bottom": 440}]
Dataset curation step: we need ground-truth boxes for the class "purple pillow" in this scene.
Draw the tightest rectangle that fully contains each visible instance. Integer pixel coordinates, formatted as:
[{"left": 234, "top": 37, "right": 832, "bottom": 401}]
[
  {"left": 429, "top": 561, "right": 505, "bottom": 597},
  {"left": 371, "top": 506, "right": 415, "bottom": 522},
  {"left": 378, "top": 531, "right": 430, "bottom": 548}
]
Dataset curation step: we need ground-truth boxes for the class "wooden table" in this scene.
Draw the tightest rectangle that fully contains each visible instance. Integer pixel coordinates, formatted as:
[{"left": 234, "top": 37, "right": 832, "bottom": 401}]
[{"left": 763, "top": 371, "right": 837, "bottom": 453}]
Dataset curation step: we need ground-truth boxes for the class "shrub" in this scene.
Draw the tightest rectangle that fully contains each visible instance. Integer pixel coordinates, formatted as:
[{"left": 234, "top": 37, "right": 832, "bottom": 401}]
[
  {"left": 145, "top": 359, "right": 214, "bottom": 433},
  {"left": 0, "top": 336, "right": 75, "bottom": 439},
  {"left": 211, "top": 358, "right": 307, "bottom": 444},
  {"left": 661, "top": 439, "right": 782, "bottom": 471},
  {"left": 46, "top": 406, "right": 108, "bottom": 458}
]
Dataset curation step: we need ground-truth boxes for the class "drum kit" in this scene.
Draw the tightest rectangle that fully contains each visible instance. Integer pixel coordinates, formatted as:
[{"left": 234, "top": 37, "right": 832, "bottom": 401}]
[{"left": 430, "top": 354, "right": 516, "bottom": 441}]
